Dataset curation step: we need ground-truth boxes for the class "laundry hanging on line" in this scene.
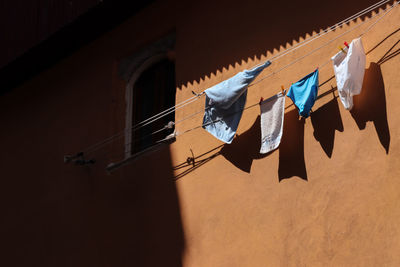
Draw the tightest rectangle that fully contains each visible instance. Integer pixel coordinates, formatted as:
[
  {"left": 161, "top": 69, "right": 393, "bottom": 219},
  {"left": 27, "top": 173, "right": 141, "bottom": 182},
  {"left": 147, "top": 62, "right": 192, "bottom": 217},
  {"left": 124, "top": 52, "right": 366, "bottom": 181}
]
[
  {"left": 200, "top": 35, "right": 366, "bottom": 151},
  {"left": 287, "top": 69, "right": 319, "bottom": 118},
  {"left": 259, "top": 91, "right": 286, "bottom": 154},
  {"left": 202, "top": 60, "right": 271, "bottom": 144},
  {"left": 331, "top": 37, "right": 366, "bottom": 110},
  {"left": 67, "top": 0, "right": 400, "bottom": 172}
]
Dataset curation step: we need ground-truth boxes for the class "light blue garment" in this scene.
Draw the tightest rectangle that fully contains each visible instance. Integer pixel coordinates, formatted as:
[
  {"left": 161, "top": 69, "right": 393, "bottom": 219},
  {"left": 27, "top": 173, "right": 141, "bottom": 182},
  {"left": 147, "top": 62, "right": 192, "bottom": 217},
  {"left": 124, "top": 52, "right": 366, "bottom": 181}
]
[
  {"left": 287, "top": 69, "right": 319, "bottom": 118},
  {"left": 203, "top": 61, "right": 271, "bottom": 143}
]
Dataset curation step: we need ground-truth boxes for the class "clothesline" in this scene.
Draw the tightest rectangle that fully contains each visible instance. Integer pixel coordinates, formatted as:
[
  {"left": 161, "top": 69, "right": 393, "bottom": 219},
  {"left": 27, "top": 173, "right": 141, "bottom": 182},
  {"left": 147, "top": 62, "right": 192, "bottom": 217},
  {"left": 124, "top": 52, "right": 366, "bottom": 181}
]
[
  {"left": 130, "top": 0, "right": 392, "bottom": 130},
  {"left": 75, "top": 0, "right": 396, "bottom": 159},
  {"left": 248, "top": 0, "right": 397, "bottom": 89},
  {"left": 117, "top": 0, "right": 398, "bottom": 155},
  {"left": 102, "top": 1, "right": 400, "bottom": 171},
  {"left": 83, "top": 0, "right": 394, "bottom": 156},
  {"left": 132, "top": 0, "right": 392, "bottom": 133}
]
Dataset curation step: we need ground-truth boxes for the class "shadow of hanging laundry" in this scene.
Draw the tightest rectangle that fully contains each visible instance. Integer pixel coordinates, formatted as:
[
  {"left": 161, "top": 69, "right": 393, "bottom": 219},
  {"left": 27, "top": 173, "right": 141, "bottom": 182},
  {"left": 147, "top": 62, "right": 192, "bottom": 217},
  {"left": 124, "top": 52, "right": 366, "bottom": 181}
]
[
  {"left": 221, "top": 116, "right": 270, "bottom": 173},
  {"left": 311, "top": 97, "right": 344, "bottom": 158},
  {"left": 278, "top": 109, "right": 307, "bottom": 182},
  {"left": 351, "top": 62, "right": 390, "bottom": 154}
]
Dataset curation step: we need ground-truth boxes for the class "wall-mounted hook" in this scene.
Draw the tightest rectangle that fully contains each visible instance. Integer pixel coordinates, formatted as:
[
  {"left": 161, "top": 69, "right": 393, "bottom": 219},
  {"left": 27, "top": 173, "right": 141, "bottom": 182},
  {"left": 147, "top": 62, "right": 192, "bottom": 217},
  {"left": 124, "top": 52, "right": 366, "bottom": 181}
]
[
  {"left": 192, "top": 90, "right": 202, "bottom": 97},
  {"left": 164, "top": 121, "right": 175, "bottom": 129},
  {"left": 186, "top": 148, "right": 195, "bottom": 167},
  {"left": 64, "top": 152, "right": 95, "bottom": 166}
]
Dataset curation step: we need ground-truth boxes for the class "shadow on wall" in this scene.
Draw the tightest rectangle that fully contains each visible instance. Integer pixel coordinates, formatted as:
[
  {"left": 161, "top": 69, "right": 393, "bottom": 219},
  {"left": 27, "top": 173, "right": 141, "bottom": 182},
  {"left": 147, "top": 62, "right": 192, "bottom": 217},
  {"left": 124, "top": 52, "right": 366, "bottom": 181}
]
[
  {"left": 188, "top": 112, "right": 308, "bottom": 182},
  {"left": 172, "top": 116, "right": 271, "bottom": 178},
  {"left": 172, "top": 22, "right": 400, "bottom": 183},
  {"left": 311, "top": 96, "right": 344, "bottom": 158},
  {"left": 220, "top": 116, "right": 270, "bottom": 173},
  {"left": 177, "top": 0, "right": 382, "bottom": 87},
  {"left": 173, "top": 145, "right": 223, "bottom": 180},
  {"left": 173, "top": 31, "right": 400, "bottom": 181},
  {"left": 351, "top": 62, "right": 390, "bottom": 154},
  {"left": 378, "top": 39, "right": 400, "bottom": 64},
  {"left": 278, "top": 109, "right": 307, "bottom": 182},
  {"left": 99, "top": 145, "right": 185, "bottom": 267},
  {"left": 182, "top": 111, "right": 308, "bottom": 181},
  {"left": 0, "top": 82, "right": 184, "bottom": 266}
]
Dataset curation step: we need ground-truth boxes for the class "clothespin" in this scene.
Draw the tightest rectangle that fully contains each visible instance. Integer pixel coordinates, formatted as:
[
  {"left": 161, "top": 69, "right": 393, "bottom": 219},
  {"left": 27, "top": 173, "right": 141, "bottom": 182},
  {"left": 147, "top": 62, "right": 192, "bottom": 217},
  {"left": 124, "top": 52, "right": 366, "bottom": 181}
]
[
  {"left": 281, "top": 85, "right": 285, "bottom": 95},
  {"left": 339, "top": 46, "right": 347, "bottom": 54},
  {"left": 344, "top": 41, "right": 349, "bottom": 48},
  {"left": 259, "top": 97, "right": 264, "bottom": 104}
]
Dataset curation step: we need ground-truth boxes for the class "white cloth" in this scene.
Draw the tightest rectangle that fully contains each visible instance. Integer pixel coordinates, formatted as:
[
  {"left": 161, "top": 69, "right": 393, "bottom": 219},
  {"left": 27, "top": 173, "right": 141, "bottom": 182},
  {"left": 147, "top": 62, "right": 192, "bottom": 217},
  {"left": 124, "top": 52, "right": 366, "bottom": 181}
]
[
  {"left": 331, "top": 37, "right": 366, "bottom": 110},
  {"left": 259, "top": 92, "right": 286, "bottom": 154}
]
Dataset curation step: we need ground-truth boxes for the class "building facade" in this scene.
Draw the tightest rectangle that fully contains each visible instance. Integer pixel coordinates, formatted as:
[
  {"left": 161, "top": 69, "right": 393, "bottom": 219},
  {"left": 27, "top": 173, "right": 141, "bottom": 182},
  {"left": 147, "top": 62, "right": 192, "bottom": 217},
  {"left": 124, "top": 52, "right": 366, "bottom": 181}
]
[{"left": 1, "top": 0, "right": 400, "bottom": 266}]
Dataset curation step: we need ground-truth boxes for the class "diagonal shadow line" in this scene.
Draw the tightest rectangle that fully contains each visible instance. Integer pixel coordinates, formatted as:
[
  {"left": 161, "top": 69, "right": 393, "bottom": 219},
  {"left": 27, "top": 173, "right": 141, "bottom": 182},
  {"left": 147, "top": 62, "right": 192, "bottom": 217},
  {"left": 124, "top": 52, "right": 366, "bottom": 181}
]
[
  {"left": 366, "top": 27, "right": 400, "bottom": 56},
  {"left": 378, "top": 47, "right": 400, "bottom": 64},
  {"left": 317, "top": 84, "right": 339, "bottom": 100},
  {"left": 378, "top": 38, "right": 400, "bottom": 60},
  {"left": 173, "top": 144, "right": 224, "bottom": 170},
  {"left": 173, "top": 150, "right": 221, "bottom": 180},
  {"left": 173, "top": 26, "right": 400, "bottom": 180}
]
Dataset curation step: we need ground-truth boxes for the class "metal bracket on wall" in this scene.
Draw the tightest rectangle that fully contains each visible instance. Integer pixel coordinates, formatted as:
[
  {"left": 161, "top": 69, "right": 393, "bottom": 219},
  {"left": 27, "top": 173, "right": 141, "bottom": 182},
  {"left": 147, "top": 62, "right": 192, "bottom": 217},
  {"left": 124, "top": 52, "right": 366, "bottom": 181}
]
[
  {"left": 64, "top": 152, "right": 95, "bottom": 165},
  {"left": 186, "top": 148, "right": 195, "bottom": 167}
]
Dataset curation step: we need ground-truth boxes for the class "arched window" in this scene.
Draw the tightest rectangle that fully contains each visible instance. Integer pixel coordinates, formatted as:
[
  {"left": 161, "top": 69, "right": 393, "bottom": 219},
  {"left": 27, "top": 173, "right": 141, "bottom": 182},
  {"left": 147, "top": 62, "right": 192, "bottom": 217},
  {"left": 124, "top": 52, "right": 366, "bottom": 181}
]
[
  {"left": 131, "top": 57, "right": 176, "bottom": 153},
  {"left": 125, "top": 53, "right": 176, "bottom": 157}
]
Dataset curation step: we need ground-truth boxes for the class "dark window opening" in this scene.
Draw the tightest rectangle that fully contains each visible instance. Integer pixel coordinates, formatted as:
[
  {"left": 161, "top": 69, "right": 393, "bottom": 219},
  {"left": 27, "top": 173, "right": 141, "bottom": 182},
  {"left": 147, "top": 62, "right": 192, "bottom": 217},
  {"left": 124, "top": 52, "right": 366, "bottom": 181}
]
[{"left": 131, "top": 58, "right": 176, "bottom": 153}]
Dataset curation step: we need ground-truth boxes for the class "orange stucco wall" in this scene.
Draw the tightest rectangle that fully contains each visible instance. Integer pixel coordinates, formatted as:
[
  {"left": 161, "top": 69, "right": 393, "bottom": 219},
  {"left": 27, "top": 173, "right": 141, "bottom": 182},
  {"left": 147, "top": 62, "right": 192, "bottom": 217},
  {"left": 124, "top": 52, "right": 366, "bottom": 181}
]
[
  {"left": 172, "top": 2, "right": 400, "bottom": 266},
  {"left": 1, "top": 1, "right": 400, "bottom": 266}
]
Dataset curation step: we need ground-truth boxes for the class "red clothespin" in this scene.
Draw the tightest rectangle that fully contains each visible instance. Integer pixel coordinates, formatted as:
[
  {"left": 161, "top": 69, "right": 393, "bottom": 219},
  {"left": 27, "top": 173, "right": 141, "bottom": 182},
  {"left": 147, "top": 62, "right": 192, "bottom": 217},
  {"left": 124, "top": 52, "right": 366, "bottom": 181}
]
[
  {"left": 259, "top": 97, "right": 264, "bottom": 105},
  {"left": 339, "top": 46, "right": 347, "bottom": 54},
  {"left": 344, "top": 41, "right": 349, "bottom": 48}
]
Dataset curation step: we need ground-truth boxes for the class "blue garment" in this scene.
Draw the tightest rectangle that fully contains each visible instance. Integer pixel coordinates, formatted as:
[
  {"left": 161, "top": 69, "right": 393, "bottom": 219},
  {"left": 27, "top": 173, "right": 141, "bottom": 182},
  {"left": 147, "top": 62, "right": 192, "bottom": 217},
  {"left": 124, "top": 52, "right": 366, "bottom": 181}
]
[
  {"left": 203, "top": 61, "right": 271, "bottom": 143},
  {"left": 287, "top": 69, "right": 319, "bottom": 118}
]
